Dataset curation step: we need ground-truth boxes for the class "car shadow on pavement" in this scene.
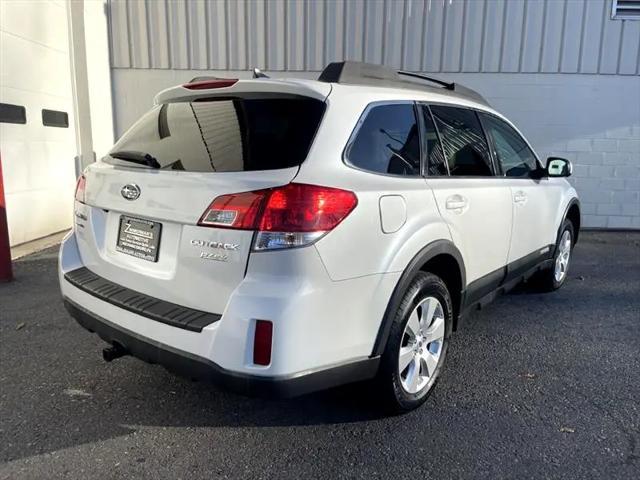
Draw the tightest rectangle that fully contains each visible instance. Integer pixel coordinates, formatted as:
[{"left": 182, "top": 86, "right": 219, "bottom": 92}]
[{"left": 1, "top": 359, "right": 392, "bottom": 462}]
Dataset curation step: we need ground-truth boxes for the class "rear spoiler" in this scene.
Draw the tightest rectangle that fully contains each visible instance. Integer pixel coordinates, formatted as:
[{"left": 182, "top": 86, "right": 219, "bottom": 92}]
[
  {"left": 187, "top": 69, "right": 268, "bottom": 83},
  {"left": 154, "top": 78, "right": 330, "bottom": 104}
]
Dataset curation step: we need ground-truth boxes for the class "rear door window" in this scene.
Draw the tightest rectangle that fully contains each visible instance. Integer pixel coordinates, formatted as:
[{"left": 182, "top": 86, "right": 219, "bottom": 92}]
[
  {"left": 345, "top": 103, "right": 421, "bottom": 176},
  {"left": 108, "top": 97, "right": 325, "bottom": 172},
  {"left": 429, "top": 106, "right": 494, "bottom": 177},
  {"left": 480, "top": 113, "right": 539, "bottom": 177}
]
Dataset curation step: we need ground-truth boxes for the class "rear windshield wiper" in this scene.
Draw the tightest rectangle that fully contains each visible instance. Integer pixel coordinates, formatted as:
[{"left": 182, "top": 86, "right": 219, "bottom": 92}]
[{"left": 109, "top": 151, "right": 160, "bottom": 169}]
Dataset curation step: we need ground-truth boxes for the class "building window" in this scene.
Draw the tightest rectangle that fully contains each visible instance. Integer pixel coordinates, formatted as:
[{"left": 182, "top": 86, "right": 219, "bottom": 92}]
[
  {"left": 0, "top": 103, "right": 27, "bottom": 124},
  {"left": 346, "top": 103, "right": 421, "bottom": 177},
  {"left": 612, "top": 0, "right": 640, "bottom": 19},
  {"left": 42, "top": 109, "right": 69, "bottom": 128}
]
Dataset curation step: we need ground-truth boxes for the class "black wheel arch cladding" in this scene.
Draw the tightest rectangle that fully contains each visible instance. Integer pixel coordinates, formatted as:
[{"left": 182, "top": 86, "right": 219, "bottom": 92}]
[
  {"left": 562, "top": 198, "right": 581, "bottom": 246},
  {"left": 371, "top": 239, "right": 464, "bottom": 357},
  {"left": 378, "top": 271, "right": 453, "bottom": 412}
]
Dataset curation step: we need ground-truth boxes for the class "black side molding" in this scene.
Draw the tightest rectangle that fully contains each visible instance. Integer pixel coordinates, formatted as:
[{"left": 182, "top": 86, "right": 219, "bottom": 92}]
[
  {"left": 373, "top": 239, "right": 559, "bottom": 357},
  {"left": 461, "top": 245, "right": 555, "bottom": 319},
  {"left": 64, "top": 299, "right": 380, "bottom": 398},
  {"left": 64, "top": 267, "right": 221, "bottom": 333}
]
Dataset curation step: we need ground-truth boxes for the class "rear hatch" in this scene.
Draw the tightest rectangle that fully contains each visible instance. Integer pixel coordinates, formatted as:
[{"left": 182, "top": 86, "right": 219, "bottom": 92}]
[{"left": 74, "top": 82, "right": 328, "bottom": 316}]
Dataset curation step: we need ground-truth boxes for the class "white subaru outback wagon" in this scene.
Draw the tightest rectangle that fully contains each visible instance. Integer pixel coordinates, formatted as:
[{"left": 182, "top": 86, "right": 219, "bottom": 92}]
[{"left": 59, "top": 62, "right": 580, "bottom": 412}]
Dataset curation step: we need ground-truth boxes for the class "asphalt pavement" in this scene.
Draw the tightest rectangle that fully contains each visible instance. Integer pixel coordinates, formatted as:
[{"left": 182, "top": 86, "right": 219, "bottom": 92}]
[{"left": 1, "top": 231, "right": 639, "bottom": 479}]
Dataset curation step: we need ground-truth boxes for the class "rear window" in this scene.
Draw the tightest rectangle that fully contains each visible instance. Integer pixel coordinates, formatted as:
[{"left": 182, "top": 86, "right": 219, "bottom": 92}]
[{"left": 108, "top": 97, "right": 325, "bottom": 172}]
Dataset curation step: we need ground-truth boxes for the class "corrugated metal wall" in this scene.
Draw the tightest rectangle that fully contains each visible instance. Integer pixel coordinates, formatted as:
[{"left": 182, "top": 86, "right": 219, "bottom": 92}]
[{"left": 108, "top": 0, "right": 640, "bottom": 75}]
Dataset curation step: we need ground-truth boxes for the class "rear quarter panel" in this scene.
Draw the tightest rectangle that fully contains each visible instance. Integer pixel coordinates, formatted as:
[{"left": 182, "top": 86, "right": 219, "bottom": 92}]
[
  {"left": 311, "top": 175, "right": 451, "bottom": 281},
  {"left": 295, "top": 87, "right": 452, "bottom": 281}
]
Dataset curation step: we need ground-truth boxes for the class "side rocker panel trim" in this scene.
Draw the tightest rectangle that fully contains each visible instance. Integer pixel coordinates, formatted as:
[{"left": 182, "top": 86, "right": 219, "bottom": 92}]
[{"left": 371, "top": 239, "right": 465, "bottom": 357}]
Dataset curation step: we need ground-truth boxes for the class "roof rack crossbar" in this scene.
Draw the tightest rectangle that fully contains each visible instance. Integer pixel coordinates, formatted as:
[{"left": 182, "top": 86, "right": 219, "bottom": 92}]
[{"left": 318, "top": 61, "right": 490, "bottom": 107}]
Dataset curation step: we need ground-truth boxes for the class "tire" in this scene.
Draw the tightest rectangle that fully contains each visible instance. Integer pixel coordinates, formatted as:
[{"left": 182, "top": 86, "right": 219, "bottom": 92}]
[
  {"left": 376, "top": 272, "right": 453, "bottom": 413},
  {"left": 535, "top": 219, "right": 575, "bottom": 292}
]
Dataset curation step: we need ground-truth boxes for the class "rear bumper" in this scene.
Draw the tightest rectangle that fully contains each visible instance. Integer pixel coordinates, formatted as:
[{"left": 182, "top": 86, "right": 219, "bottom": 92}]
[
  {"left": 60, "top": 228, "right": 398, "bottom": 378},
  {"left": 64, "top": 298, "right": 380, "bottom": 398},
  {"left": 64, "top": 267, "right": 221, "bottom": 332}
]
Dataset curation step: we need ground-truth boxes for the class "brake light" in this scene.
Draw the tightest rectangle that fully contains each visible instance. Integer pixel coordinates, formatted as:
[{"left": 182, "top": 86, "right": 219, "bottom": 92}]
[
  {"left": 183, "top": 79, "right": 238, "bottom": 90},
  {"left": 198, "top": 183, "right": 357, "bottom": 250},
  {"left": 253, "top": 320, "right": 273, "bottom": 366},
  {"left": 74, "top": 175, "right": 86, "bottom": 204},
  {"left": 199, "top": 190, "right": 265, "bottom": 229}
]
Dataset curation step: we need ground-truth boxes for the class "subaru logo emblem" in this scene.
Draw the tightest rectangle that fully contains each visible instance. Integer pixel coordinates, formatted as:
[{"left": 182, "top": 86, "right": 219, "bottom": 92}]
[{"left": 121, "top": 184, "right": 141, "bottom": 201}]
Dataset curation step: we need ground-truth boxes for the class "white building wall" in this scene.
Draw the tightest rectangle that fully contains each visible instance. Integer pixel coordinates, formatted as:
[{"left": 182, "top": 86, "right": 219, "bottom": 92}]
[
  {"left": 0, "top": 0, "right": 77, "bottom": 246},
  {"left": 84, "top": 0, "right": 115, "bottom": 160},
  {"left": 107, "top": 0, "right": 640, "bottom": 229},
  {"left": 0, "top": 0, "right": 114, "bottom": 247}
]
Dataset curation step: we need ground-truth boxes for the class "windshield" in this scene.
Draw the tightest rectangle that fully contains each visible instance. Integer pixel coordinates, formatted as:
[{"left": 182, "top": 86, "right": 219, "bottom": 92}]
[{"left": 108, "top": 96, "right": 326, "bottom": 172}]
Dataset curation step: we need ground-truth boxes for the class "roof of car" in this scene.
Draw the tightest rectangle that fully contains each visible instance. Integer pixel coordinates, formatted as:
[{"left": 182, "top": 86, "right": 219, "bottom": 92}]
[{"left": 154, "top": 61, "right": 493, "bottom": 113}]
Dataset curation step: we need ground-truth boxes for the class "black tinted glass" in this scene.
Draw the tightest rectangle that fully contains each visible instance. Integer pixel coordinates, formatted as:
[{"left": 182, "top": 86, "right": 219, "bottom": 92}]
[
  {"left": 0, "top": 103, "right": 26, "bottom": 124},
  {"left": 108, "top": 97, "right": 325, "bottom": 172},
  {"left": 480, "top": 114, "right": 538, "bottom": 177},
  {"left": 42, "top": 109, "right": 69, "bottom": 128},
  {"left": 421, "top": 106, "right": 448, "bottom": 176},
  {"left": 347, "top": 103, "right": 420, "bottom": 176},
  {"left": 430, "top": 106, "right": 493, "bottom": 177}
]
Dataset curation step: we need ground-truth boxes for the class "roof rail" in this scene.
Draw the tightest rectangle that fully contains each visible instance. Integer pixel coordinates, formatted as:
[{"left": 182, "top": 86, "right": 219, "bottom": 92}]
[
  {"left": 318, "top": 61, "right": 490, "bottom": 107},
  {"left": 397, "top": 70, "right": 454, "bottom": 90}
]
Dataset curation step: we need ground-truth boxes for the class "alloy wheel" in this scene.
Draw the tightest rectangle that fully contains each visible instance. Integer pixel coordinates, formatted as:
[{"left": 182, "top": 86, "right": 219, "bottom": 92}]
[
  {"left": 554, "top": 230, "right": 572, "bottom": 283},
  {"left": 398, "top": 296, "right": 445, "bottom": 394}
]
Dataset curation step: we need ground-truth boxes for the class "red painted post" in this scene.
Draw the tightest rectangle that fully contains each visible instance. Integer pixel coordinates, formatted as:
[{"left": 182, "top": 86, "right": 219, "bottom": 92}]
[{"left": 0, "top": 154, "right": 13, "bottom": 282}]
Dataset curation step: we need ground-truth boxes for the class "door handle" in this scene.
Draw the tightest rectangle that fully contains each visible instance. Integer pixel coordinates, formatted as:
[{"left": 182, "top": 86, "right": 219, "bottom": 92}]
[
  {"left": 514, "top": 191, "right": 527, "bottom": 204},
  {"left": 445, "top": 195, "right": 468, "bottom": 211}
]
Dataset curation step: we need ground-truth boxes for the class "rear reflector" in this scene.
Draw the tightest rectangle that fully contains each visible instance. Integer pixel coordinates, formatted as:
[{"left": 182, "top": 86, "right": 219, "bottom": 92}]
[
  {"left": 74, "top": 175, "right": 86, "bottom": 204},
  {"left": 253, "top": 320, "right": 273, "bottom": 366},
  {"left": 183, "top": 79, "right": 238, "bottom": 90},
  {"left": 198, "top": 183, "right": 357, "bottom": 250}
]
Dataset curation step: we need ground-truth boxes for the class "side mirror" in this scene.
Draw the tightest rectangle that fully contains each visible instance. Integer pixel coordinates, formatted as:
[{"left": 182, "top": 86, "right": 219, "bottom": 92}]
[{"left": 546, "top": 157, "right": 572, "bottom": 177}]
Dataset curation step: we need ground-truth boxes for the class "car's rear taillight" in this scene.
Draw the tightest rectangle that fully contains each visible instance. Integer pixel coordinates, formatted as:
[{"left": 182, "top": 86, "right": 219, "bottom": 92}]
[
  {"left": 198, "top": 183, "right": 357, "bottom": 251},
  {"left": 74, "top": 175, "right": 86, "bottom": 204},
  {"left": 199, "top": 190, "right": 266, "bottom": 229}
]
